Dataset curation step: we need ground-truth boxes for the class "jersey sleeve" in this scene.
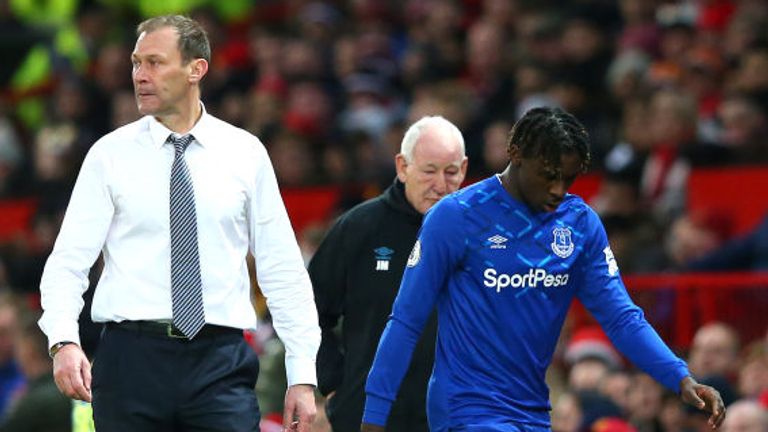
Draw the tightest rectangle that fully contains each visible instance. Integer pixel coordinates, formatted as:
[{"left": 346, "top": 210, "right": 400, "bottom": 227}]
[
  {"left": 363, "top": 197, "right": 465, "bottom": 426},
  {"left": 576, "top": 208, "right": 690, "bottom": 392}
]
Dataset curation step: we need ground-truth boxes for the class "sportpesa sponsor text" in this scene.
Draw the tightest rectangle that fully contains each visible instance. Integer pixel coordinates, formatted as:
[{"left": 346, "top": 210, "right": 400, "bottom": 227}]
[{"left": 483, "top": 268, "right": 570, "bottom": 292}]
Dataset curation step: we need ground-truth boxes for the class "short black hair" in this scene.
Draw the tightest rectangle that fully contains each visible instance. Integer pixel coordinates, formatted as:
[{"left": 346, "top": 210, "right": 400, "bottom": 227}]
[{"left": 507, "top": 106, "right": 591, "bottom": 173}]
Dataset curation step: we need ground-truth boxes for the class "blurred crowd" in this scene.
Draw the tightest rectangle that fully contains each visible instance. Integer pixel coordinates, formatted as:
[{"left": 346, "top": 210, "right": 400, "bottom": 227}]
[
  {"left": 547, "top": 322, "right": 768, "bottom": 432},
  {"left": 0, "top": 0, "right": 767, "bottom": 431}
]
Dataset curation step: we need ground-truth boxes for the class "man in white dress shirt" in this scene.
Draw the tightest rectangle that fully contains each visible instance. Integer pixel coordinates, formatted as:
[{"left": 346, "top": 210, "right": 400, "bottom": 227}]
[{"left": 37, "top": 15, "right": 320, "bottom": 432}]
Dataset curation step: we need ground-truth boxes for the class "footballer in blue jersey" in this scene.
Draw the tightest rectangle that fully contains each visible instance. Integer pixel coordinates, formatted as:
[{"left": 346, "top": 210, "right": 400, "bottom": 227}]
[{"left": 362, "top": 107, "right": 726, "bottom": 432}]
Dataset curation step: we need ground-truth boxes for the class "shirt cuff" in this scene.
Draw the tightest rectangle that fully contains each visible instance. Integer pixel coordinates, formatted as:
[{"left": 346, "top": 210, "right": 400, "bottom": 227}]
[
  {"left": 362, "top": 393, "right": 393, "bottom": 427},
  {"left": 285, "top": 355, "right": 317, "bottom": 387},
  {"left": 39, "top": 316, "right": 81, "bottom": 350}
]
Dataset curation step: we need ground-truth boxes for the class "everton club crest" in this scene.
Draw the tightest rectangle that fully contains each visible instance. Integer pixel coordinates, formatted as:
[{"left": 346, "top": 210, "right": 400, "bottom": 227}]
[{"left": 551, "top": 227, "right": 574, "bottom": 258}]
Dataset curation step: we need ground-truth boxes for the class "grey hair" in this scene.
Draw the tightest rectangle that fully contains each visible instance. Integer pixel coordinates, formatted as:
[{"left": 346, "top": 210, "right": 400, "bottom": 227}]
[
  {"left": 137, "top": 15, "right": 211, "bottom": 64},
  {"left": 400, "top": 116, "right": 465, "bottom": 162}
]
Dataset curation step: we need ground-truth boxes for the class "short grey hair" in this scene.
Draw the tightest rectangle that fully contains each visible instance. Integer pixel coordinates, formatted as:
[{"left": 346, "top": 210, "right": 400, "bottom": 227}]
[
  {"left": 137, "top": 15, "right": 211, "bottom": 64},
  {"left": 400, "top": 116, "right": 465, "bottom": 162}
]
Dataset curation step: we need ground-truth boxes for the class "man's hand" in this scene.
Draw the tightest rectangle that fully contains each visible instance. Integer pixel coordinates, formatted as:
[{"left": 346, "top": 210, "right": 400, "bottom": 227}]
[
  {"left": 52, "top": 344, "right": 91, "bottom": 402},
  {"left": 679, "top": 376, "right": 726, "bottom": 429},
  {"left": 361, "top": 423, "right": 385, "bottom": 432},
  {"left": 283, "top": 384, "right": 316, "bottom": 432}
]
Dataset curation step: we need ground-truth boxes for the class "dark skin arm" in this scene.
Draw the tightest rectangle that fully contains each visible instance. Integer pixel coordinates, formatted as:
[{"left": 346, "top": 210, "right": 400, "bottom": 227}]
[
  {"left": 361, "top": 424, "right": 385, "bottom": 432},
  {"left": 679, "top": 376, "right": 726, "bottom": 429}
]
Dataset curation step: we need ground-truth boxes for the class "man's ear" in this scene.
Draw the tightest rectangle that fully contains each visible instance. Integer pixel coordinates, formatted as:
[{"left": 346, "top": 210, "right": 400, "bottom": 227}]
[
  {"left": 188, "top": 59, "right": 209, "bottom": 84},
  {"left": 508, "top": 145, "right": 522, "bottom": 167},
  {"left": 459, "top": 156, "right": 469, "bottom": 182},
  {"left": 395, "top": 153, "right": 408, "bottom": 183}
]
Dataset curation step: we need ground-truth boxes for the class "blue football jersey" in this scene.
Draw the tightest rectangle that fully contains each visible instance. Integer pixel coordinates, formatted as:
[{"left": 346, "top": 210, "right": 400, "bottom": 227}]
[{"left": 364, "top": 176, "right": 689, "bottom": 431}]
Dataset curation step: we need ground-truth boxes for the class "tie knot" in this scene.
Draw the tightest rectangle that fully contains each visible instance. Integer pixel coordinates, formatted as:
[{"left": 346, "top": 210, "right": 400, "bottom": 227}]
[{"left": 169, "top": 134, "right": 194, "bottom": 155}]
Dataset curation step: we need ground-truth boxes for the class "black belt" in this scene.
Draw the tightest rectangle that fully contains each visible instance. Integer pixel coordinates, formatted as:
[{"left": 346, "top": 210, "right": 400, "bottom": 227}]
[{"left": 108, "top": 321, "right": 242, "bottom": 339}]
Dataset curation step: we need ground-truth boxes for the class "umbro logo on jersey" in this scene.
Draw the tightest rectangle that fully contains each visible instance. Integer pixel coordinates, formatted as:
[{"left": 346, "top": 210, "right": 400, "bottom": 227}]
[
  {"left": 487, "top": 234, "right": 508, "bottom": 249},
  {"left": 374, "top": 247, "right": 394, "bottom": 271}
]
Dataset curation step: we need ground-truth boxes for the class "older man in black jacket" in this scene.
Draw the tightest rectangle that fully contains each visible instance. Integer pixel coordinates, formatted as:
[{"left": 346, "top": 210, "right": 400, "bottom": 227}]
[{"left": 309, "top": 116, "right": 467, "bottom": 431}]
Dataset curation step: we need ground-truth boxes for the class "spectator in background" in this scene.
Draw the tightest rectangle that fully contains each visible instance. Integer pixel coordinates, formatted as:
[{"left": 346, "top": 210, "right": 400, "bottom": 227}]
[
  {"left": 4, "top": 204, "right": 67, "bottom": 294},
  {"left": 684, "top": 322, "right": 741, "bottom": 431},
  {"left": 86, "top": 41, "right": 134, "bottom": 136},
  {"left": 681, "top": 46, "right": 725, "bottom": 131},
  {"left": 737, "top": 340, "right": 768, "bottom": 400},
  {"left": 513, "top": 61, "right": 556, "bottom": 119},
  {"left": 244, "top": 75, "right": 286, "bottom": 144},
  {"left": 642, "top": 84, "right": 735, "bottom": 221},
  {"left": 399, "top": 0, "right": 464, "bottom": 88},
  {"left": 0, "top": 305, "right": 70, "bottom": 432},
  {"left": 269, "top": 131, "right": 317, "bottom": 187},
  {"left": 339, "top": 72, "right": 402, "bottom": 151},
  {"left": 514, "top": 8, "right": 562, "bottom": 68},
  {"left": 564, "top": 326, "right": 623, "bottom": 393},
  {"left": 553, "top": 389, "right": 632, "bottom": 432},
  {"left": 599, "top": 369, "right": 633, "bottom": 414},
  {"left": 606, "top": 50, "right": 652, "bottom": 104},
  {"left": 722, "top": 8, "right": 768, "bottom": 64},
  {"left": 108, "top": 90, "right": 140, "bottom": 130},
  {"left": 578, "top": 391, "right": 628, "bottom": 432},
  {"left": 715, "top": 92, "right": 768, "bottom": 165},
  {"left": 461, "top": 18, "right": 515, "bottom": 162},
  {"left": 688, "top": 322, "right": 741, "bottom": 382},
  {"left": 688, "top": 211, "right": 768, "bottom": 271},
  {"left": 556, "top": 9, "right": 614, "bottom": 157},
  {"left": 664, "top": 209, "right": 733, "bottom": 271},
  {"left": 481, "top": 120, "right": 514, "bottom": 175},
  {"left": 310, "top": 115, "right": 467, "bottom": 432},
  {"left": 551, "top": 392, "right": 583, "bottom": 432},
  {"left": 283, "top": 80, "right": 334, "bottom": 143},
  {"left": 720, "top": 399, "right": 768, "bottom": 432},
  {"left": 616, "top": 0, "right": 660, "bottom": 56},
  {"left": 0, "top": 107, "right": 25, "bottom": 199},
  {"left": 591, "top": 170, "right": 662, "bottom": 274},
  {"left": 603, "top": 98, "right": 651, "bottom": 182},
  {"left": 647, "top": 19, "right": 695, "bottom": 89},
  {"left": 730, "top": 48, "right": 768, "bottom": 94},
  {"left": 626, "top": 373, "right": 665, "bottom": 432},
  {"left": 640, "top": 88, "right": 698, "bottom": 224},
  {"left": 0, "top": 294, "right": 23, "bottom": 418},
  {"left": 463, "top": 18, "right": 512, "bottom": 113},
  {"left": 659, "top": 391, "right": 688, "bottom": 432}
]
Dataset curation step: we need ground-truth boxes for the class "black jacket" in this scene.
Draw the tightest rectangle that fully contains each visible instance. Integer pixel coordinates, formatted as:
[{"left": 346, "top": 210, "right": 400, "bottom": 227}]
[{"left": 309, "top": 179, "right": 436, "bottom": 432}]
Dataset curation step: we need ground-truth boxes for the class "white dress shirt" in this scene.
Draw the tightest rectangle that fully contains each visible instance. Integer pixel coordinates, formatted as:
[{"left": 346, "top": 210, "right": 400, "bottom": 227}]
[{"left": 39, "top": 106, "right": 320, "bottom": 386}]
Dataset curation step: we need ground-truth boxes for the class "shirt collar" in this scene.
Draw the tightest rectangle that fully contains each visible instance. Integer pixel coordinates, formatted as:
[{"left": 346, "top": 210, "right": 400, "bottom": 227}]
[{"left": 147, "top": 102, "right": 214, "bottom": 149}]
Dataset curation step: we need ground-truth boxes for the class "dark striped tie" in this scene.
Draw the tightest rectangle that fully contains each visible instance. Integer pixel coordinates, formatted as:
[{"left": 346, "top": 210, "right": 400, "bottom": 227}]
[{"left": 168, "top": 134, "right": 205, "bottom": 339}]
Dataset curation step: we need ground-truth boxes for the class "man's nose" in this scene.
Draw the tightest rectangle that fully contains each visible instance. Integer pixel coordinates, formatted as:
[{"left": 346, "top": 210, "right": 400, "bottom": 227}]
[
  {"left": 434, "top": 173, "right": 448, "bottom": 194},
  {"left": 549, "top": 180, "right": 567, "bottom": 199},
  {"left": 133, "top": 66, "right": 147, "bottom": 82}
]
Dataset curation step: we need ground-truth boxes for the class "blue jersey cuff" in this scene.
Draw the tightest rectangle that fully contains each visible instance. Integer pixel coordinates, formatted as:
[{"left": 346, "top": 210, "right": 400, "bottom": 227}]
[
  {"left": 362, "top": 394, "right": 393, "bottom": 426},
  {"left": 669, "top": 367, "right": 691, "bottom": 393}
]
